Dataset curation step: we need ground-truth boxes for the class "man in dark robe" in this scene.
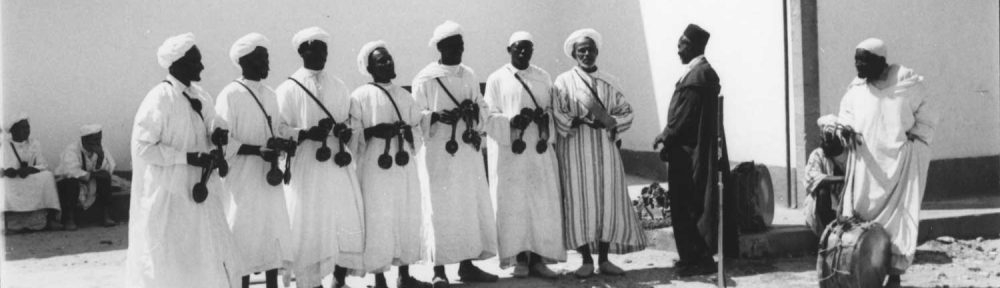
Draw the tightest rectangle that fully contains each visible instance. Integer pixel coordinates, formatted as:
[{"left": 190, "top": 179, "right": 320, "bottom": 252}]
[{"left": 653, "top": 23, "right": 729, "bottom": 277}]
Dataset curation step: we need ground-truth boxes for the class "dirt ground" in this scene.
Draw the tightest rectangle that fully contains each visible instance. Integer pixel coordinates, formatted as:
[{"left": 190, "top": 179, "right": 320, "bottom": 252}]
[{"left": 3, "top": 224, "right": 999, "bottom": 288}]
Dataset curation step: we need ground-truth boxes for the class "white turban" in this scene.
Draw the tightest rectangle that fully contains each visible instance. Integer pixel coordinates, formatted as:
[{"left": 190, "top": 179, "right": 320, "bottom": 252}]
[
  {"left": 157, "top": 33, "right": 196, "bottom": 69},
  {"left": 508, "top": 31, "right": 533, "bottom": 47},
  {"left": 563, "top": 28, "right": 602, "bottom": 58},
  {"left": 428, "top": 20, "right": 463, "bottom": 47},
  {"left": 357, "top": 40, "right": 388, "bottom": 76},
  {"left": 3, "top": 112, "right": 28, "bottom": 131},
  {"left": 229, "top": 33, "right": 270, "bottom": 67},
  {"left": 817, "top": 114, "right": 838, "bottom": 130},
  {"left": 292, "top": 27, "right": 330, "bottom": 49},
  {"left": 80, "top": 124, "right": 102, "bottom": 136},
  {"left": 856, "top": 38, "right": 887, "bottom": 58}
]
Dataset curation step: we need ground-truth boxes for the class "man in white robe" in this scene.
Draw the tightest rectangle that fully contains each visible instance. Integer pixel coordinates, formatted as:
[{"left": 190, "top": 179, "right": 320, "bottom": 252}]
[
  {"left": 2, "top": 114, "right": 61, "bottom": 232},
  {"left": 411, "top": 20, "right": 499, "bottom": 287},
  {"left": 216, "top": 32, "right": 292, "bottom": 288},
  {"left": 484, "top": 31, "right": 565, "bottom": 279},
  {"left": 837, "top": 38, "right": 937, "bottom": 288},
  {"left": 127, "top": 33, "right": 240, "bottom": 288},
  {"left": 275, "top": 27, "right": 366, "bottom": 288},
  {"left": 552, "top": 29, "right": 647, "bottom": 278},
  {"left": 55, "top": 124, "right": 117, "bottom": 230},
  {"left": 352, "top": 40, "right": 433, "bottom": 288}
]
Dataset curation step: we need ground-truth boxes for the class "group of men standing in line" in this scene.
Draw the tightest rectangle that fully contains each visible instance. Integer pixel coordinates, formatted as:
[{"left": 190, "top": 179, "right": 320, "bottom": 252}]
[
  {"left": 2, "top": 15, "right": 933, "bottom": 288},
  {"left": 127, "top": 21, "right": 735, "bottom": 288}
]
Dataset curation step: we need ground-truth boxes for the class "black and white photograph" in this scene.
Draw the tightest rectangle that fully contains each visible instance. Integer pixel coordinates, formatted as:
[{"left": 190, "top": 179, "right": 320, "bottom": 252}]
[{"left": 1, "top": 0, "right": 998, "bottom": 287}]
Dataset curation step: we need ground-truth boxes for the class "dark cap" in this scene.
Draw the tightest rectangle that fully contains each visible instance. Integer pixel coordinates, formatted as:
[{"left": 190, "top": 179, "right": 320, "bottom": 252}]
[{"left": 683, "top": 24, "right": 710, "bottom": 47}]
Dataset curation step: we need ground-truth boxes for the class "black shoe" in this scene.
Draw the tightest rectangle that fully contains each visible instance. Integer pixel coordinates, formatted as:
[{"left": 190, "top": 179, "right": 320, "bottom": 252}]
[
  {"left": 884, "top": 275, "right": 901, "bottom": 288},
  {"left": 397, "top": 275, "right": 432, "bottom": 288},
  {"left": 458, "top": 264, "right": 498, "bottom": 283}
]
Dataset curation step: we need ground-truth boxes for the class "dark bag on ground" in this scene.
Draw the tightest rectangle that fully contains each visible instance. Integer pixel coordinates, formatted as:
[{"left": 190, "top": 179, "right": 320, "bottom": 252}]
[
  {"left": 817, "top": 216, "right": 891, "bottom": 288},
  {"left": 727, "top": 161, "right": 774, "bottom": 233}
]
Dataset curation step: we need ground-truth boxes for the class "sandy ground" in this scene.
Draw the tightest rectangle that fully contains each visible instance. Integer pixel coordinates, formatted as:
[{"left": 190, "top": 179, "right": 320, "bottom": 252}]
[{"left": 4, "top": 223, "right": 998, "bottom": 288}]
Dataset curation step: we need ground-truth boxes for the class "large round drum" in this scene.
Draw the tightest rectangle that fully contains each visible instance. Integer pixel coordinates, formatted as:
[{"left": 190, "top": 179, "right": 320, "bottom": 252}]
[
  {"left": 729, "top": 162, "right": 774, "bottom": 232},
  {"left": 817, "top": 217, "right": 891, "bottom": 288}
]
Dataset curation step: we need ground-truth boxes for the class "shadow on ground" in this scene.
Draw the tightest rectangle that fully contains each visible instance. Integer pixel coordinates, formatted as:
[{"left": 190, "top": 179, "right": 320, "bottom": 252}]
[
  {"left": 912, "top": 249, "right": 953, "bottom": 265},
  {"left": 448, "top": 267, "right": 677, "bottom": 288},
  {"left": 4, "top": 224, "right": 127, "bottom": 261}
]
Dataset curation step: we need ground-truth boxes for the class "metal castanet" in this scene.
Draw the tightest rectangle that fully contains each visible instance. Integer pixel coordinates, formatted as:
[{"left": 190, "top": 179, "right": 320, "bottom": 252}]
[
  {"left": 266, "top": 160, "right": 283, "bottom": 186},
  {"left": 446, "top": 119, "right": 459, "bottom": 155},
  {"left": 315, "top": 118, "right": 334, "bottom": 162},
  {"left": 332, "top": 123, "right": 352, "bottom": 167},
  {"left": 510, "top": 108, "right": 533, "bottom": 154},
  {"left": 533, "top": 108, "right": 549, "bottom": 154},
  {"left": 264, "top": 137, "right": 296, "bottom": 186},
  {"left": 283, "top": 137, "right": 295, "bottom": 184},
  {"left": 214, "top": 145, "right": 228, "bottom": 178},
  {"left": 191, "top": 151, "right": 223, "bottom": 204},
  {"left": 394, "top": 131, "right": 409, "bottom": 166},
  {"left": 378, "top": 136, "right": 393, "bottom": 170}
]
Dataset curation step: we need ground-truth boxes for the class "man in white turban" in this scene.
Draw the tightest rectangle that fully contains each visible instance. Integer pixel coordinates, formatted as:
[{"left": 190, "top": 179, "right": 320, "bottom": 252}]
[
  {"left": 553, "top": 28, "right": 646, "bottom": 278},
  {"left": 55, "top": 124, "right": 117, "bottom": 230},
  {"left": 2, "top": 114, "right": 61, "bottom": 232},
  {"left": 275, "top": 27, "right": 366, "bottom": 288},
  {"left": 483, "top": 31, "right": 565, "bottom": 279},
  {"left": 127, "top": 33, "right": 240, "bottom": 288},
  {"left": 837, "top": 38, "right": 936, "bottom": 288},
  {"left": 216, "top": 32, "right": 293, "bottom": 288},
  {"left": 351, "top": 40, "right": 432, "bottom": 288},
  {"left": 801, "top": 115, "right": 846, "bottom": 237},
  {"left": 411, "top": 20, "right": 499, "bottom": 286}
]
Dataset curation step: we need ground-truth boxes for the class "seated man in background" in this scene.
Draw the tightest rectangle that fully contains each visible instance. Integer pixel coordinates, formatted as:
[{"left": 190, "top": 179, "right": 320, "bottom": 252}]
[
  {"left": 55, "top": 124, "right": 117, "bottom": 230},
  {"left": 2, "top": 114, "right": 62, "bottom": 232},
  {"left": 801, "top": 115, "right": 845, "bottom": 236}
]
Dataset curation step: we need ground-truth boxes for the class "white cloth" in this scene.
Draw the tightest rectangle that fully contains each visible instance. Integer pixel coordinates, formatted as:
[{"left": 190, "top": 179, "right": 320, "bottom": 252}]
[
  {"left": 563, "top": 28, "right": 602, "bottom": 59},
  {"left": 54, "top": 141, "right": 116, "bottom": 209},
  {"left": 215, "top": 78, "right": 293, "bottom": 275},
  {"left": 291, "top": 27, "right": 330, "bottom": 49},
  {"left": 349, "top": 82, "right": 432, "bottom": 272},
  {"left": 229, "top": 33, "right": 270, "bottom": 67},
  {"left": 483, "top": 64, "right": 566, "bottom": 267},
  {"left": 275, "top": 68, "right": 366, "bottom": 286},
  {"left": 2, "top": 138, "right": 60, "bottom": 213},
  {"left": 79, "top": 124, "right": 102, "bottom": 136},
  {"left": 412, "top": 62, "right": 498, "bottom": 264},
  {"left": 429, "top": 20, "right": 462, "bottom": 47},
  {"left": 508, "top": 31, "right": 532, "bottom": 47},
  {"left": 856, "top": 38, "right": 887, "bottom": 58},
  {"left": 817, "top": 114, "right": 838, "bottom": 130},
  {"left": 157, "top": 33, "right": 196, "bottom": 69},
  {"left": 356, "top": 40, "right": 387, "bottom": 76},
  {"left": 838, "top": 64, "right": 936, "bottom": 274},
  {"left": 127, "top": 75, "right": 241, "bottom": 288},
  {"left": 679, "top": 55, "right": 706, "bottom": 84}
]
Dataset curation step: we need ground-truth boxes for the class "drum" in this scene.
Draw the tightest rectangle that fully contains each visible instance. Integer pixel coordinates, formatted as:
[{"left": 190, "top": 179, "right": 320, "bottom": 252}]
[
  {"left": 728, "top": 162, "right": 774, "bottom": 232},
  {"left": 817, "top": 216, "right": 891, "bottom": 288}
]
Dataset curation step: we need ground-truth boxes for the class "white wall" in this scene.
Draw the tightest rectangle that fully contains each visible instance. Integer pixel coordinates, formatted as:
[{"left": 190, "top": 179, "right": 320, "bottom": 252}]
[
  {"left": 816, "top": 0, "right": 1000, "bottom": 160},
  {"left": 3, "top": 0, "right": 670, "bottom": 169},
  {"left": 638, "top": 0, "right": 788, "bottom": 166}
]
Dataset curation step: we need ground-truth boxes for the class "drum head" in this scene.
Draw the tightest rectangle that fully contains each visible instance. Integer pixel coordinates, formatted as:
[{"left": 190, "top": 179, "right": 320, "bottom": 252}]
[{"left": 754, "top": 164, "right": 775, "bottom": 226}]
